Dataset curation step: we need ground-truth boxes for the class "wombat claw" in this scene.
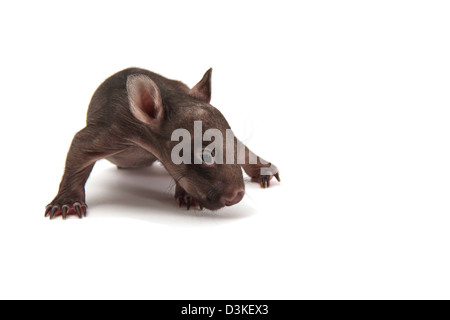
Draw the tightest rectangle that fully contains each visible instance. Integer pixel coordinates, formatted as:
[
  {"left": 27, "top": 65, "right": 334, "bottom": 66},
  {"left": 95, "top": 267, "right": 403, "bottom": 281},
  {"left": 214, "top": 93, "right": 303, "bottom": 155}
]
[
  {"left": 45, "top": 202, "right": 87, "bottom": 220},
  {"left": 258, "top": 171, "right": 281, "bottom": 189},
  {"left": 274, "top": 172, "right": 281, "bottom": 182},
  {"left": 177, "top": 195, "right": 203, "bottom": 210}
]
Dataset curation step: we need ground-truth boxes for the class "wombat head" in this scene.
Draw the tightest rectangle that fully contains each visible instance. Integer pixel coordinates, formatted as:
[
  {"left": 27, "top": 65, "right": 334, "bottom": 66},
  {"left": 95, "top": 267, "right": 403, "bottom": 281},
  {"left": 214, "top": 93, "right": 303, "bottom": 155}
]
[{"left": 127, "top": 69, "right": 245, "bottom": 210}]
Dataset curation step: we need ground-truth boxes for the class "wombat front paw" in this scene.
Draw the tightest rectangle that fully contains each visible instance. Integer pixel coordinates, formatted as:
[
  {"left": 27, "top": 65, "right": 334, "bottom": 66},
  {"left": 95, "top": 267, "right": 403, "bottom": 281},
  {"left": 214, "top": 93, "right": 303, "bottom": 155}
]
[
  {"left": 175, "top": 185, "right": 203, "bottom": 210},
  {"left": 176, "top": 195, "right": 203, "bottom": 210},
  {"left": 45, "top": 201, "right": 87, "bottom": 220},
  {"left": 251, "top": 168, "right": 281, "bottom": 189}
]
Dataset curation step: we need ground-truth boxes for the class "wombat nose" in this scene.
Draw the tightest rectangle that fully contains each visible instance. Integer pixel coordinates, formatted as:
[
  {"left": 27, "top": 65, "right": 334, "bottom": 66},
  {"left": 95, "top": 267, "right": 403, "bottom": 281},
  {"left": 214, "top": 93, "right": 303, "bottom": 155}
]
[{"left": 223, "top": 189, "right": 245, "bottom": 206}]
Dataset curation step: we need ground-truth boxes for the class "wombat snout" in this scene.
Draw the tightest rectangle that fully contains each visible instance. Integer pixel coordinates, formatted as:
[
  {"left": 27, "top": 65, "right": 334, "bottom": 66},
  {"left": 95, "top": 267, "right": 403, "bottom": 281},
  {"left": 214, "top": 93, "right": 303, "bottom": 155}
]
[{"left": 223, "top": 189, "right": 245, "bottom": 206}]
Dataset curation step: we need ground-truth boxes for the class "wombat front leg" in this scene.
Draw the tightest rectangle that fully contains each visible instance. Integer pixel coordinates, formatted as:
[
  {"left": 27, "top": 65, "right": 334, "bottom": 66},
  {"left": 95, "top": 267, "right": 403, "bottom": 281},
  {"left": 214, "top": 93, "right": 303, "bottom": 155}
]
[
  {"left": 45, "top": 126, "right": 122, "bottom": 219},
  {"left": 237, "top": 140, "right": 280, "bottom": 188}
]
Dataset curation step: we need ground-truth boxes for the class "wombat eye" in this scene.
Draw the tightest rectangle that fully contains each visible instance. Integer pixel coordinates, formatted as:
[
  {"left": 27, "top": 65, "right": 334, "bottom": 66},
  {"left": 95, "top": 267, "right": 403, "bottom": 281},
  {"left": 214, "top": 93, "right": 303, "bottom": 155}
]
[{"left": 202, "top": 150, "right": 215, "bottom": 165}]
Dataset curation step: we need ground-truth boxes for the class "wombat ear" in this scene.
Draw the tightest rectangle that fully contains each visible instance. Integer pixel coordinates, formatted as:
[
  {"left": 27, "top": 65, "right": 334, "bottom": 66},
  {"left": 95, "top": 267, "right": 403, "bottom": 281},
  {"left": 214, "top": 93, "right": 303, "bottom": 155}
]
[
  {"left": 127, "top": 74, "right": 164, "bottom": 126},
  {"left": 189, "top": 68, "right": 212, "bottom": 103}
]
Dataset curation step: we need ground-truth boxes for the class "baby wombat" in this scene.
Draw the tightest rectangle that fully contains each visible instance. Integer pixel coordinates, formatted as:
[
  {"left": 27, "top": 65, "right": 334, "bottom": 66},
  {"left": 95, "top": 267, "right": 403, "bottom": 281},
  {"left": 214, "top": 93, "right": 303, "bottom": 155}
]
[{"left": 45, "top": 68, "right": 279, "bottom": 219}]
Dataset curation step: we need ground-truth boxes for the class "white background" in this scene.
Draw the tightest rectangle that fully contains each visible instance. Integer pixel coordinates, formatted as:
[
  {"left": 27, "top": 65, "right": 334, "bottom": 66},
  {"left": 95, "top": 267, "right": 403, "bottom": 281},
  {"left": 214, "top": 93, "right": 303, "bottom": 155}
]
[{"left": 1, "top": 0, "right": 449, "bottom": 299}]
